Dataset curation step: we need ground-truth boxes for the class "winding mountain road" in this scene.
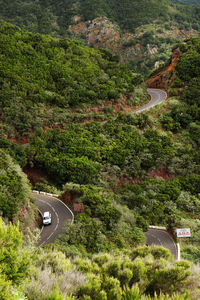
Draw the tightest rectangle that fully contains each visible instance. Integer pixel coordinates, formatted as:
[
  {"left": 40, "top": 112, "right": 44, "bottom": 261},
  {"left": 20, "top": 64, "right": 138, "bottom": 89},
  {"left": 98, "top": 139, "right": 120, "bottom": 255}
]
[
  {"left": 35, "top": 88, "right": 175, "bottom": 256},
  {"left": 145, "top": 228, "right": 177, "bottom": 259},
  {"left": 35, "top": 193, "right": 73, "bottom": 246},
  {"left": 134, "top": 88, "right": 168, "bottom": 113}
]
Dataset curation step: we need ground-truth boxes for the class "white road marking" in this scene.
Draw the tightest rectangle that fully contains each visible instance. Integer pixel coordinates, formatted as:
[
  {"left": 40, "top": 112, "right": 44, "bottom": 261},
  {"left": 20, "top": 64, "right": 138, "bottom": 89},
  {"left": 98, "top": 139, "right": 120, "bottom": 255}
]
[
  {"left": 146, "top": 229, "right": 177, "bottom": 259},
  {"left": 51, "top": 196, "right": 74, "bottom": 225},
  {"left": 37, "top": 199, "right": 60, "bottom": 246},
  {"left": 147, "top": 233, "right": 163, "bottom": 246},
  {"left": 34, "top": 192, "right": 74, "bottom": 246}
]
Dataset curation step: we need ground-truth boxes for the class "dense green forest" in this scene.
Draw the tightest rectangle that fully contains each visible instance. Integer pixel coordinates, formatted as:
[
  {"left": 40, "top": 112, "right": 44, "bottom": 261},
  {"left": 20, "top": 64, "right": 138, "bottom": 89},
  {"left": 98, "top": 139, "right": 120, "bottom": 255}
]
[
  {"left": 0, "top": 0, "right": 200, "bottom": 79},
  {"left": 0, "top": 19, "right": 142, "bottom": 136},
  {"left": 0, "top": 0, "right": 200, "bottom": 77},
  {"left": 0, "top": 149, "right": 36, "bottom": 234},
  {"left": 1, "top": 16, "right": 200, "bottom": 299},
  {"left": 172, "top": 0, "right": 200, "bottom": 4},
  {"left": 0, "top": 0, "right": 200, "bottom": 35}
]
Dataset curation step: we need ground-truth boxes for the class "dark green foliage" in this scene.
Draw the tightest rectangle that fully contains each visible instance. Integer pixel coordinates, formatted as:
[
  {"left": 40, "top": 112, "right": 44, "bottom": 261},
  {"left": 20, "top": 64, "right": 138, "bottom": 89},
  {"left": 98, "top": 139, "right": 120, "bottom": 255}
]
[
  {"left": 0, "top": 0, "right": 170, "bottom": 33},
  {"left": 118, "top": 175, "right": 200, "bottom": 227},
  {"left": 1, "top": 0, "right": 200, "bottom": 36},
  {"left": 0, "top": 149, "right": 31, "bottom": 220},
  {"left": 27, "top": 122, "right": 176, "bottom": 186},
  {"left": 0, "top": 138, "right": 27, "bottom": 167},
  {"left": 0, "top": 19, "right": 136, "bottom": 134},
  {"left": 172, "top": 0, "right": 200, "bottom": 4},
  {"left": 175, "top": 38, "right": 200, "bottom": 82}
]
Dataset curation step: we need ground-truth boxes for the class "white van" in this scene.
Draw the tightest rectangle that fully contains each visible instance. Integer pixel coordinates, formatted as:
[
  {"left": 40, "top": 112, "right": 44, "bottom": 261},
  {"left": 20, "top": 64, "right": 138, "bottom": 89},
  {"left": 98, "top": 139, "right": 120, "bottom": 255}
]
[{"left": 43, "top": 211, "right": 51, "bottom": 225}]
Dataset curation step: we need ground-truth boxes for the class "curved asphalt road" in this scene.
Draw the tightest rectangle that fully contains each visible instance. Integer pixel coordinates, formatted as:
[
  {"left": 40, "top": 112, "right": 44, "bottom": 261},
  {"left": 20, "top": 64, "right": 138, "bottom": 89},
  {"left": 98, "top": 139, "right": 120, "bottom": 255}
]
[
  {"left": 137, "top": 89, "right": 177, "bottom": 259},
  {"left": 133, "top": 88, "right": 178, "bottom": 259},
  {"left": 101, "top": 88, "right": 168, "bottom": 124},
  {"left": 145, "top": 229, "right": 177, "bottom": 259},
  {"left": 134, "top": 88, "right": 167, "bottom": 113},
  {"left": 35, "top": 193, "right": 73, "bottom": 246},
  {"left": 35, "top": 88, "right": 172, "bottom": 253}
]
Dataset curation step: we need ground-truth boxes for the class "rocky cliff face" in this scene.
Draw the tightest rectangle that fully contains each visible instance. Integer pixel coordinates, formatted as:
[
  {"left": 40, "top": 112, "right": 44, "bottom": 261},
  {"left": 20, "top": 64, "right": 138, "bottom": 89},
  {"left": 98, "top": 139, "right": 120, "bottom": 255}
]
[
  {"left": 69, "top": 16, "right": 198, "bottom": 73},
  {"left": 70, "top": 17, "right": 127, "bottom": 55},
  {"left": 69, "top": 17, "right": 158, "bottom": 61}
]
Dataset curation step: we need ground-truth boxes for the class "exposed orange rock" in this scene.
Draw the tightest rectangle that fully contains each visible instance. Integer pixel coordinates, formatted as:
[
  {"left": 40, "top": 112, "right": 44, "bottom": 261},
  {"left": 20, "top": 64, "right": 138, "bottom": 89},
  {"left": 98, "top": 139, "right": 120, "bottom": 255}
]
[
  {"left": 73, "top": 15, "right": 81, "bottom": 22},
  {"left": 69, "top": 22, "right": 87, "bottom": 34},
  {"left": 147, "top": 49, "right": 180, "bottom": 89},
  {"left": 69, "top": 17, "right": 198, "bottom": 68}
]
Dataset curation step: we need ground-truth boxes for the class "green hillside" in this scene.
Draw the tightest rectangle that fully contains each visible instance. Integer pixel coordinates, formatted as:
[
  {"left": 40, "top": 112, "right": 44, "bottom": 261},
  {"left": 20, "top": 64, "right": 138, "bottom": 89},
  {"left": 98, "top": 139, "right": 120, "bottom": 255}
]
[
  {"left": 0, "top": 148, "right": 36, "bottom": 237},
  {"left": 0, "top": 220, "right": 198, "bottom": 299},
  {"left": 0, "top": 19, "right": 140, "bottom": 136},
  {"left": 1, "top": 17, "right": 200, "bottom": 299},
  {"left": 0, "top": 0, "right": 200, "bottom": 75},
  {"left": 0, "top": 0, "right": 171, "bottom": 33},
  {"left": 0, "top": 0, "right": 200, "bottom": 35},
  {"left": 163, "top": 37, "right": 200, "bottom": 134}
]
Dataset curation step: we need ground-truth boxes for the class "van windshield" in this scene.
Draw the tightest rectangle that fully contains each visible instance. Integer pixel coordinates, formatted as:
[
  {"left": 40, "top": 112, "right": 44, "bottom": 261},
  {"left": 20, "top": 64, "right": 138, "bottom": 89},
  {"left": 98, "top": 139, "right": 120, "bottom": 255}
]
[{"left": 43, "top": 216, "right": 49, "bottom": 220}]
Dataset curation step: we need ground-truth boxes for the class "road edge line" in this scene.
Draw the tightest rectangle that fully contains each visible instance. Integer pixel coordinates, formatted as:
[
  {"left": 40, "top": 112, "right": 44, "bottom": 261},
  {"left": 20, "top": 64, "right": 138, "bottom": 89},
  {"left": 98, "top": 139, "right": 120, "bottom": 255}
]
[
  {"left": 51, "top": 196, "right": 74, "bottom": 225},
  {"left": 33, "top": 191, "right": 74, "bottom": 225}
]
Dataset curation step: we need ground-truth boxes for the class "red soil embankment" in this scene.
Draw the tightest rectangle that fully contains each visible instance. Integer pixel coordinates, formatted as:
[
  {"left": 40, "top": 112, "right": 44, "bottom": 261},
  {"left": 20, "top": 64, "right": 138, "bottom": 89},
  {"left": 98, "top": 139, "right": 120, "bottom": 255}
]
[
  {"left": 23, "top": 166, "right": 47, "bottom": 185},
  {"left": 147, "top": 49, "right": 180, "bottom": 89},
  {"left": 118, "top": 168, "right": 174, "bottom": 188}
]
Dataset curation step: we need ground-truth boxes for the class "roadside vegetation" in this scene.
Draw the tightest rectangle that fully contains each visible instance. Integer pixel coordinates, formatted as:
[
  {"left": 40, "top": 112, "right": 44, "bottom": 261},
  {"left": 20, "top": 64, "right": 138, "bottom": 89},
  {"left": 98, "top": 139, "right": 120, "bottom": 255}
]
[
  {"left": 0, "top": 16, "right": 200, "bottom": 299},
  {"left": 1, "top": 219, "right": 200, "bottom": 299}
]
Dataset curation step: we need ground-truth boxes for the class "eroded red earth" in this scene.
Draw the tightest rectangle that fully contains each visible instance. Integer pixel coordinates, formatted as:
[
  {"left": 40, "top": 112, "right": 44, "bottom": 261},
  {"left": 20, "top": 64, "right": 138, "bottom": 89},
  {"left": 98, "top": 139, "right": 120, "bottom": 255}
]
[{"left": 147, "top": 49, "right": 180, "bottom": 89}]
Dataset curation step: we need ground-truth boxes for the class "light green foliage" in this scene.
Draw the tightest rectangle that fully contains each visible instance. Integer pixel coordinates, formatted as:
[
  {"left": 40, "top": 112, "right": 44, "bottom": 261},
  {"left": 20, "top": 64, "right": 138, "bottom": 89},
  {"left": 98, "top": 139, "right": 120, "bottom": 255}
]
[
  {"left": 25, "top": 248, "right": 85, "bottom": 299},
  {"left": 58, "top": 184, "right": 144, "bottom": 253},
  {"left": 0, "top": 218, "right": 30, "bottom": 288},
  {"left": 122, "top": 285, "right": 191, "bottom": 299},
  {"left": 0, "top": 217, "right": 198, "bottom": 299},
  {"left": 47, "top": 285, "right": 65, "bottom": 300},
  {"left": 0, "top": 273, "right": 12, "bottom": 300},
  {"left": 75, "top": 246, "right": 196, "bottom": 299}
]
